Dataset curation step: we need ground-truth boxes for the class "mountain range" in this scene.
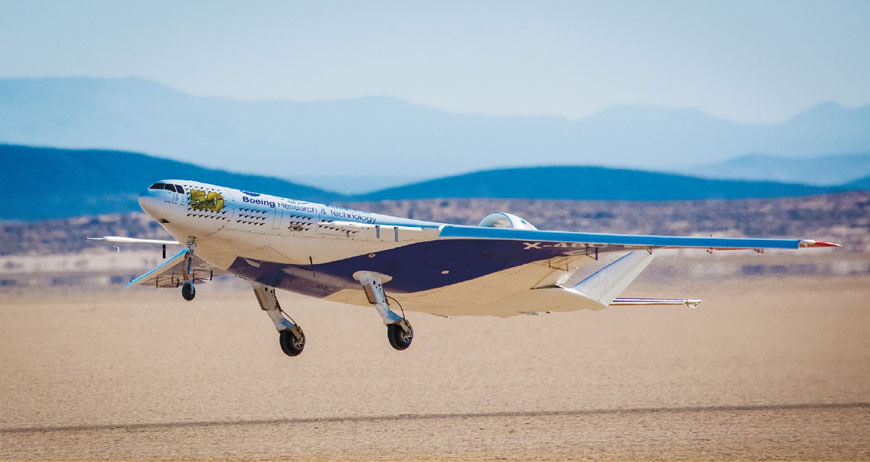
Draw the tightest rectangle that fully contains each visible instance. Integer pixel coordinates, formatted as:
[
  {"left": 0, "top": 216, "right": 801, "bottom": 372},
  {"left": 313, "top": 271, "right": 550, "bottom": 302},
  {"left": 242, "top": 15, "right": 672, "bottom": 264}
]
[
  {"left": 2, "top": 144, "right": 866, "bottom": 221},
  {"left": 688, "top": 153, "right": 870, "bottom": 185},
  {"left": 358, "top": 166, "right": 840, "bottom": 202},
  {"left": 2, "top": 77, "right": 869, "bottom": 191}
]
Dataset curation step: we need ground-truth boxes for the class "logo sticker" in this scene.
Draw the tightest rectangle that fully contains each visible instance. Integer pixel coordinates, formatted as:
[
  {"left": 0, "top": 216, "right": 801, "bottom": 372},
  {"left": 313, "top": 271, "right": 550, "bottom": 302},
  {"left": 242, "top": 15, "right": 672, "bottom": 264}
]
[{"left": 190, "top": 189, "right": 225, "bottom": 212}]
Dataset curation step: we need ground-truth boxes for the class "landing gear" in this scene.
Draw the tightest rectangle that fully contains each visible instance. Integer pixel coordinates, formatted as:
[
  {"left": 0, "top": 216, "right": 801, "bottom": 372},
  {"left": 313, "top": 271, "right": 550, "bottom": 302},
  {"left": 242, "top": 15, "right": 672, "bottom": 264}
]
[
  {"left": 354, "top": 271, "right": 414, "bottom": 351},
  {"left": 251, "top": 273, "right": 411, "bottom": 356},
  {"left": 253, "top": 283, "right": 305, "bottom": 357},
  {"left": 181, "top": 281, "right": 195, "bottom": 301},
  {"left": 181, "top": 237, "right": 196, "bottom": 301},
  {"left": 387, "top": 321, "right": 413, "bottom": 350}
]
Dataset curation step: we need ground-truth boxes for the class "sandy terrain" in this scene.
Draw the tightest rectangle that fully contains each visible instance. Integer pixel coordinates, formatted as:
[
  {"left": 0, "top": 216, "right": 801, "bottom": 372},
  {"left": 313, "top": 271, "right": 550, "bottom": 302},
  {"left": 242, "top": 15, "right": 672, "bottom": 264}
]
[{"left": 1, "top": 275, "right": 869, "bottom": 460}]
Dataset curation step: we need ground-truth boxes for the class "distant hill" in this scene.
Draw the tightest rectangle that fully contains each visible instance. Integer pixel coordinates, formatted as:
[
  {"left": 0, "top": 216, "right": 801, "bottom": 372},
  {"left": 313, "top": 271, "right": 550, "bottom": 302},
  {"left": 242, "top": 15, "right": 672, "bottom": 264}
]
[
  {"left": 0, "top": 144, "right": 344, "bottom": 221},
  {"left": 2, "top": 78, "right": 870, "bottom": 190},
  {"left": 686, "top": 153, "right": 870, "bottom": 185},
  {"left": 844, "top": 175, "right": 870, "bottom": 190},
  {"left": 359, "top": 166, "right": 842, "bottom": 201}
]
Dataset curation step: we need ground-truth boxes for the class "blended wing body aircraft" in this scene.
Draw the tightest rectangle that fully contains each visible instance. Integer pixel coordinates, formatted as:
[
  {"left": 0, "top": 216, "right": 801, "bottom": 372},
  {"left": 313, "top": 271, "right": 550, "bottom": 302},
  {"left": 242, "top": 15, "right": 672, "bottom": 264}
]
[{"left": 90, "top": 180, "right": 838, "bottom": 356}]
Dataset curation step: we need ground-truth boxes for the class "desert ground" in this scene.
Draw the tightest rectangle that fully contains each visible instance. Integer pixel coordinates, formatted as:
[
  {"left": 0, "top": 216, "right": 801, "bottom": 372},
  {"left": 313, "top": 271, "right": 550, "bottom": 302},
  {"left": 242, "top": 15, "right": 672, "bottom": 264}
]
[{"left": 1, "top": 271, "right": 869, "bottom": 460}]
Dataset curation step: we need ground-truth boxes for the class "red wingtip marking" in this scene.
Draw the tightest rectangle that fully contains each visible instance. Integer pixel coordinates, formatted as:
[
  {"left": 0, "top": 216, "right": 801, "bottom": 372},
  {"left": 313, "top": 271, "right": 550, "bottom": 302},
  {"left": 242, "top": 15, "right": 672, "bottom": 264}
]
[{"left": 813, "top": 241, "right": 841, "bottom": 247}]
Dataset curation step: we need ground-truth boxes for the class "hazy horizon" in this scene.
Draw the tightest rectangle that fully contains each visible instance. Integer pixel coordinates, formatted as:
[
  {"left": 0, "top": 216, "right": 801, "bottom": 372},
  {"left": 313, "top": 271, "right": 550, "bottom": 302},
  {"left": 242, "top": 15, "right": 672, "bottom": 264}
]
[
  {"left": 5, "top": 74, "right": 864, "bottom": 125},
  {"left": 2, "top": 0, "right": 869, "bottom": 124}
]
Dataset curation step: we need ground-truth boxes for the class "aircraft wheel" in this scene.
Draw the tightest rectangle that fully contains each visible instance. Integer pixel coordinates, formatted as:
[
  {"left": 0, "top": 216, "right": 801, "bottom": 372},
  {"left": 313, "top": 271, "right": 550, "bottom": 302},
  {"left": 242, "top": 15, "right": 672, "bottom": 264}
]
[
  {"left": 387, "top": 321, "right": 413, "bottom": 351},
  {"left": 181, "top": 282, "right": 195, "bottom": 301},
  {"left": 279, "top": 328, "right": 305, "bottom": 357}
]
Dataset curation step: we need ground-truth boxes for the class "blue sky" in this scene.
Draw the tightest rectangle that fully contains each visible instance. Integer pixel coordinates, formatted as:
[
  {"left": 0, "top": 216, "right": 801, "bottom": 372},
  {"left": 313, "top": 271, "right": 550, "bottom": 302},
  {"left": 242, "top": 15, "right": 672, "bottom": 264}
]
[{"left": 0, "top": 0, "right": 868, "bottom": 123}]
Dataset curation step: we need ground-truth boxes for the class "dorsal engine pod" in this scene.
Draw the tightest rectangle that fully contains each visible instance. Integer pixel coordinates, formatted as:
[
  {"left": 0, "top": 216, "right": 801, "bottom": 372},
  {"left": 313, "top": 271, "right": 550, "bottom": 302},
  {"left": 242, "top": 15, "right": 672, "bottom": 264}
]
[{"left": 478, "top": 212, "right": 538, "bottom": 230}]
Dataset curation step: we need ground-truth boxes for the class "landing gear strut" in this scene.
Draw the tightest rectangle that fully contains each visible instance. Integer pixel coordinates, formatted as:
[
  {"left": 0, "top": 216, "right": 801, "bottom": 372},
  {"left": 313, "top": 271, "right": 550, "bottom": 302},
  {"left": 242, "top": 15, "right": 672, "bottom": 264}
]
[
  {"left": 253, "top": 283, "right": 305, "bottom": 357},
  {"left": 355, "top": 271, "right": 414, "bottom": 351}
]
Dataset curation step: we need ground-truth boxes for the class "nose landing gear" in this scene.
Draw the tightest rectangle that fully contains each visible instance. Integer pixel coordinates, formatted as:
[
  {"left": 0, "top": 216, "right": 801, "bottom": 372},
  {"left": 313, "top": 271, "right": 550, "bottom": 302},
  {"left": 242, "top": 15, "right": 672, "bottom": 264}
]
[{"left": 180, "top": 237, "right": 196, "bottom": 301}]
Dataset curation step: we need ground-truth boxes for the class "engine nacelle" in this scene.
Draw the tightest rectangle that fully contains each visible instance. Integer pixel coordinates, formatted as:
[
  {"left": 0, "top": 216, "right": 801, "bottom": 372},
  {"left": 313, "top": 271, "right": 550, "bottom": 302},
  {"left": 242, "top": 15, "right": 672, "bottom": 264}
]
[{"left": 478, "top": 212, "right": 538, "bottom": 230}]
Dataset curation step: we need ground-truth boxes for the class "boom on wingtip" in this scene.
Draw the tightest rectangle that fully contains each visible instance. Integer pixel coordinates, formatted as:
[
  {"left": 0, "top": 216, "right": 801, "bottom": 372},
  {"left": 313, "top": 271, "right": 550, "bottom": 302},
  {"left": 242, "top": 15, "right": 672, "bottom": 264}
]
[{"left": 611, "top": 298, "right": 702, "bottom": 309}]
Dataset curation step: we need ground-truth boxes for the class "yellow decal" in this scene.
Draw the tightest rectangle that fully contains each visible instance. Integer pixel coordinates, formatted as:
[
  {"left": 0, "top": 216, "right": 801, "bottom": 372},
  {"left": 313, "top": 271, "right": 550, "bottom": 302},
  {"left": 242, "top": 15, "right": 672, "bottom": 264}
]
[{"left": 190, "top": 189, "right": 225, "bottom": 212}]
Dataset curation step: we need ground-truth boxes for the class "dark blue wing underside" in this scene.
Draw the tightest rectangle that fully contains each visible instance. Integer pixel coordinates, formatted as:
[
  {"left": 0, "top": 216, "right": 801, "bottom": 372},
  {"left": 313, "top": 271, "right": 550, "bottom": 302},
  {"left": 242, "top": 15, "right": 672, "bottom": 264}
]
[{"left": 228, "top": 239, "right": 606, "bottom": 294}]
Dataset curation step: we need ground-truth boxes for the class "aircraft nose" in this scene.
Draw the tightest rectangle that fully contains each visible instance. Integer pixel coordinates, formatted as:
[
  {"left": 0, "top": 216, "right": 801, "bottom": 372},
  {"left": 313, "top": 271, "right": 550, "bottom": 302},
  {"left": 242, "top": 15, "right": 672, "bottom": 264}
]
[{"left": 138, "top": 188, "right": 163, "bottom": 216}]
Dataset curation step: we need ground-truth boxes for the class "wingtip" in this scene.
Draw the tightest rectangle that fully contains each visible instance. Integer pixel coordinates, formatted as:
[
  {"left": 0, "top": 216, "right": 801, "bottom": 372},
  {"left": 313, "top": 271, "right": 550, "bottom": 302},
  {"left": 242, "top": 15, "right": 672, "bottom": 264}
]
[{"left": 800, "top": 239, "right": 841, "bottom": 248}]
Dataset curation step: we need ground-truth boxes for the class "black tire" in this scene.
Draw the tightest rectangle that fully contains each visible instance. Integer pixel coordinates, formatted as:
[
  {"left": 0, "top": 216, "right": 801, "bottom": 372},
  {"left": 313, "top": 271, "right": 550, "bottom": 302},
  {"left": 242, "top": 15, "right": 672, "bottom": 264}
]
[
  {"left": 387, "top": 322, "right": 413, "bottom": 351},
  {"left": 181, "top": 282, "right": 195, "bottom": 301},
  {"left": 279, "top": 329, "right": 305, "bottom": 357}
]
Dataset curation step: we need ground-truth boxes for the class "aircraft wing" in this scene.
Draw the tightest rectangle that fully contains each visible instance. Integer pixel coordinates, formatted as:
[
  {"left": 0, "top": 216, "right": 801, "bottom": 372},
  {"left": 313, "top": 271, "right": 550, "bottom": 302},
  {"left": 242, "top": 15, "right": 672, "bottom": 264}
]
[
  {"left": 278, "top": 223, "right": 838, "bottom": 303},
  {"left": 437, "top": 225, "right": 839, "bottom": 251},
  {"left": 126, "top": 248, "right": 226, "bottom": 288},
  {"left": 345, "top": 226, "right": 837, "bottom": 316},
  {"left": 326, "top": 221, "right": 838, "bottom": 251}
]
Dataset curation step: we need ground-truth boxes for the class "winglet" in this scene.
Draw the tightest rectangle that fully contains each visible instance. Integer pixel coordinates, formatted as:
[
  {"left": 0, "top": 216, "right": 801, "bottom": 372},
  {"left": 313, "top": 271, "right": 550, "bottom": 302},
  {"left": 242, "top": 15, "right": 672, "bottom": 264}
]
[{"left": 799, "top": 239, "right": 841, "bottom": 248}]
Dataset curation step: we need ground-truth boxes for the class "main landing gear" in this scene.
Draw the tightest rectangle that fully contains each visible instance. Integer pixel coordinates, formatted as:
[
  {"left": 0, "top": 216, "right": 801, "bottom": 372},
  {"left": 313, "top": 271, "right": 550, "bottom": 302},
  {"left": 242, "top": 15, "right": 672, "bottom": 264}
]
[
  {"left": 253, "top": 275, "right": 412, "bottom": 358},
  {"left": 355, "top": 271, "right": 414, "bottom": 351},
  {"left": 253, "top": 283, "right": 306, "bottom": 357},
  {"left": 252, "top": 273, "right": 412, "bottom": 358}
]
